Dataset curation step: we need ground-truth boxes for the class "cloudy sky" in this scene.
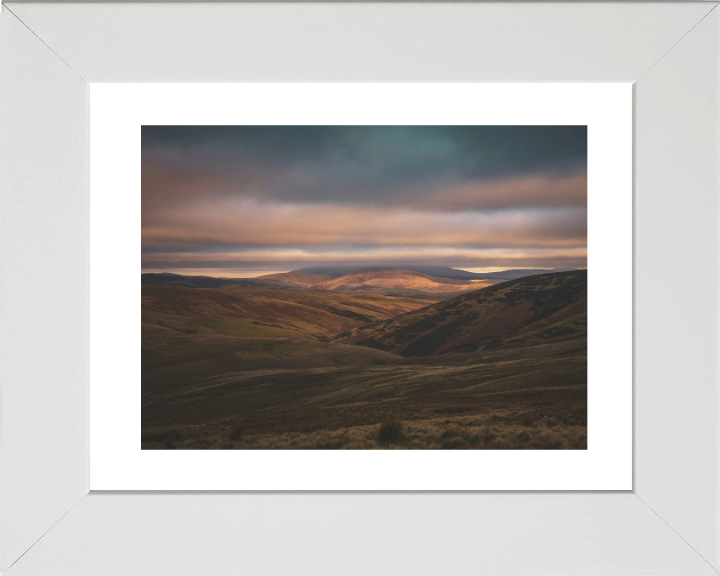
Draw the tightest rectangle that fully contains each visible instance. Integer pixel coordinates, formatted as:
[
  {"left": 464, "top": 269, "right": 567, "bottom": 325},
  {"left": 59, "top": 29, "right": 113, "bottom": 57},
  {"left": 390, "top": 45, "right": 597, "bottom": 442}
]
[{"left": 142, "top": 126, "right": 587, "bottom": 277}]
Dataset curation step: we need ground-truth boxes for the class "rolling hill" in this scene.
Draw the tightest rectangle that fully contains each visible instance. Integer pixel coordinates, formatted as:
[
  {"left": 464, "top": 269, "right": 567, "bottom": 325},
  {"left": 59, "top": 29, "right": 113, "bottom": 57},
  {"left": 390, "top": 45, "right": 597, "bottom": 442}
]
[
  {"left": 310, "top": 269, "right": 493, "bottom": 292},
  {"left": 142, "top": 284, "right": 434, "bottom": 342},
  {"left": 291, "top": 265, "right": 577, "bottom": 280},
  {"left": 141, "top": 267, "right": 577, "bottom": 301},
  {"left": 142, "top": 284, "right": 432, "bottom": 395},
  {"left": 334, "top": 270, "right": 587, "bottom": 357},
  {"left": 142, "top": 335, "right": 404, "bottom": 396},
  {"left": 255, "top": 268, "right": 503, "bottom": 299},
  {"left": 248, "top": 272, "right": 337, "bottom": 288}
]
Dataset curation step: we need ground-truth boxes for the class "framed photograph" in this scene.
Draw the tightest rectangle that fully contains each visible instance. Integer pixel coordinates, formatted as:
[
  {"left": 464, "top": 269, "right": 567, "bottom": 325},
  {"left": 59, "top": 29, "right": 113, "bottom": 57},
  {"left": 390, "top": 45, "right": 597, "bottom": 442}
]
[
  {"left": 1, "top": 2, "right": 718, "bottom": 574},
  {"left": 89, "top": 83, "right": 630, "bottom": 491}
]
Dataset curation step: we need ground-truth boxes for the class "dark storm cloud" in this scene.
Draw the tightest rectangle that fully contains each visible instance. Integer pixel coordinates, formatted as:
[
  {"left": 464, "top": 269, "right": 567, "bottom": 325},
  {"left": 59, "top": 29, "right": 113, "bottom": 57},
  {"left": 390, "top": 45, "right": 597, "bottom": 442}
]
[{"left": 142, "top": 125, "right": 586, "bottom": 207}]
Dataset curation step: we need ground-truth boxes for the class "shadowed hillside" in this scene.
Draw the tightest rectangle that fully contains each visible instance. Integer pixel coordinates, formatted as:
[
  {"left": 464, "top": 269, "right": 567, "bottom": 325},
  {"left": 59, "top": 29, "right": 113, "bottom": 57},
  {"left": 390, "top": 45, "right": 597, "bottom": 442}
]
[
  {"left": 334, "top": 270, "right": 586, "bottom": 356},
  {"left": 142, "top": 337, "right": 586, "bottom": 449}
]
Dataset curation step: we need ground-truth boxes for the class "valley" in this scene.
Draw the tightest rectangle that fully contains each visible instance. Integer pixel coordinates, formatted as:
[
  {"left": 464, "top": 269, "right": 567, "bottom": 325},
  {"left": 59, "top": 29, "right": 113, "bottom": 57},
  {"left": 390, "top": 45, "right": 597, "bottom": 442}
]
[{"left": 141, "top": 268, "right": 587, "bottom": 450}]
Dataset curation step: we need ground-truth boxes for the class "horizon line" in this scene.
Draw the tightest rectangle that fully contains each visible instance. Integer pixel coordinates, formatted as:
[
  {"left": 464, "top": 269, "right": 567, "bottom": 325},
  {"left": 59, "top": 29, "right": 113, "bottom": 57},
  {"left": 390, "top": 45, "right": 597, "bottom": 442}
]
[{"left": 140, "top": 265, "right": 583, "bottom": 280}]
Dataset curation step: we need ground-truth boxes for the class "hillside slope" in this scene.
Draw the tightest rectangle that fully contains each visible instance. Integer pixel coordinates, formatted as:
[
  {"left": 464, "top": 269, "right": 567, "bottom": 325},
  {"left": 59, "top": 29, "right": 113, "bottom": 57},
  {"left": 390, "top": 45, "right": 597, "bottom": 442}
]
[
  {"left": 249, "top": 272, "right": 337, "bottom": 288},
  {"left": 143, "top": 285, "right": 433, "bottom": 341},
  {"left": 311, "top": 269, "right": 494, "bottom": 292},
  {"left": 334, "top": 270, "right": 586, "bottom": 356},
  {"left": 142, "top": 335, "right": 404, "bottom": 397}
]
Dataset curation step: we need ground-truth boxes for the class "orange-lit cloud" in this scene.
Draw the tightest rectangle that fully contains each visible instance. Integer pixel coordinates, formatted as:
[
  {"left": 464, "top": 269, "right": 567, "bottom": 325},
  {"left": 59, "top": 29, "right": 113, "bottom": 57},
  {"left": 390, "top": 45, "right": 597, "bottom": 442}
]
[
  {"left": 143, "top": 200, "right": 586, "bottom": 249},
  {"left": 408, "top": 172, "right": 586, "bottom": 211}
]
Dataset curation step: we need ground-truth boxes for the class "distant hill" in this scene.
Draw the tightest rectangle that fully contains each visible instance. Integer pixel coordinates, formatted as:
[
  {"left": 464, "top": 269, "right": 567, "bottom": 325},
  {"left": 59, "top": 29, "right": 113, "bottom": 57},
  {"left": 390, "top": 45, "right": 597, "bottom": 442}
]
[
  {"left": 291, "top": 265, "right": 576, "bottom": 280},
  {"left": 142, "top": 267, "right": 579, "bottom": 301},
  {"left": 473, "top": 268, "right": 578, "bottom": 280},
  {"left": 334, "top": 270, "right": 587, "bottom": 357},
  {"left": 141, "top": 272, "right": 291, "bottom": 290},
  {"left": 256, "top": 268, "right": 503, "bottom": 298},
  {"left": 312, "top": 269, "right": 482, "bottom": 292},
  {"left": 142, "top": 270, "right": 491, "bottom": 301}
]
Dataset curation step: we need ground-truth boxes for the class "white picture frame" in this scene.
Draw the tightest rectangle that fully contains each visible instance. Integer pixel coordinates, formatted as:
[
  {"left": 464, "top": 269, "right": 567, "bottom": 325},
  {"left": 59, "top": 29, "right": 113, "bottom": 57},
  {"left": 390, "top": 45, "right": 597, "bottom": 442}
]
[
  {"left": 1, "top": 2, "right": 718, "bottom": 574},
  {"left": 90, "top": 82, "right": 631, "bottom": 491}
]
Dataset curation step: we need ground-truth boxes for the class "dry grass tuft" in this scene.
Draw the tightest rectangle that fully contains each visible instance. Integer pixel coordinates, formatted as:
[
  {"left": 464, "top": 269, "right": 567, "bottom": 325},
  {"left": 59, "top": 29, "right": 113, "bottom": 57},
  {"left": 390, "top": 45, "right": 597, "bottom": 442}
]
[
  {"left": 377, "top": 419, "right": 403, "bottom": 444},
  {"left": 441, "top": 424, "right": 462, "bottom": 439},
  {"left": 229, "top": 419, "right": 245, "bottom": 442},
  {"left": 519, "top": 410, "right": 540, "bottom": 427}
]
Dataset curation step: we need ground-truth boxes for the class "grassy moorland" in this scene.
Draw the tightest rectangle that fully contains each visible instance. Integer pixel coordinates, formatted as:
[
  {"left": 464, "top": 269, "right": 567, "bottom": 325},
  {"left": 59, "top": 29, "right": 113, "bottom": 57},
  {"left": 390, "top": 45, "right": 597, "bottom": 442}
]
[
  {"left": 142, "top": 284, "right": 433, "bottom": 343},
  {"left": 142, "top": 270, "right": 587, "bottom": 450}
]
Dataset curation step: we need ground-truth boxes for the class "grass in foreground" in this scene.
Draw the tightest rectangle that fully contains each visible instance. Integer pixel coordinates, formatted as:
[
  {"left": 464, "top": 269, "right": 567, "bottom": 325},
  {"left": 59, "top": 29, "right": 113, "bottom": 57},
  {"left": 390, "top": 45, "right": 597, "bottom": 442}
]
[{"left": 141, "top": 406, "right": 587, "bottom": 450}]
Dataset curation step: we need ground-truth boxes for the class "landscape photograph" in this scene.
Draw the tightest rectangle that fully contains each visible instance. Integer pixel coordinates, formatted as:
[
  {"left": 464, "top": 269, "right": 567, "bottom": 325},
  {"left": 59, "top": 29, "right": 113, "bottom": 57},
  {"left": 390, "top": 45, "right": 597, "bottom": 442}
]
[{"left": 141, "top": 125, "right": 587, "bottom": 450}]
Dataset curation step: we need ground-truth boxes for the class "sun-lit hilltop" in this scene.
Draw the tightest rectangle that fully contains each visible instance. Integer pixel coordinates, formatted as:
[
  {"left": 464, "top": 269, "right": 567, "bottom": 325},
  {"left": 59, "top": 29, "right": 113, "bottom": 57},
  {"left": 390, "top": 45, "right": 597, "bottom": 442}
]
[{"left": 257, "top": 268, "right": 501, "bottom": 295}]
